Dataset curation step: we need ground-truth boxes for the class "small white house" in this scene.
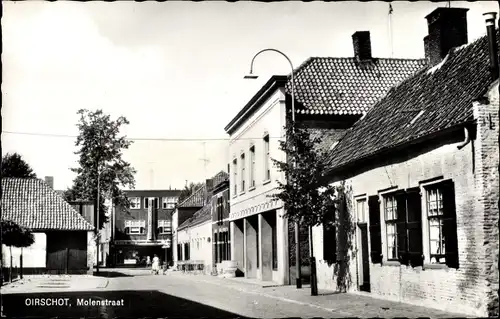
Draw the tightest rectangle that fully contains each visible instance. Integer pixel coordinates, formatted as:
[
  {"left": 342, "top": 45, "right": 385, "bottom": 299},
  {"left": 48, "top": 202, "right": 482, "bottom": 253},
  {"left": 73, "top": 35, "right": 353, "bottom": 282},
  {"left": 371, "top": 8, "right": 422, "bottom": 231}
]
[{"left": 176, "top": 204, "right": 213, "bottom": 274}]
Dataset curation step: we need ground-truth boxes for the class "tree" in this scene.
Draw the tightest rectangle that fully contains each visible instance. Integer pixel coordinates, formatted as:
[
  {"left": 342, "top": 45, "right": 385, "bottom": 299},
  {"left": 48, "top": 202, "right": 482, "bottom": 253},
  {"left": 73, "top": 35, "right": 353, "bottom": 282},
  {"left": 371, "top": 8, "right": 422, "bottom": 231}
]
[
  {"left": 1, "top": 153, "right": 37, "bottom": 178},
  {"left": 178, "top": 182, "right": 204, "bottom": 203},
  {"left": 270, "top": 121, "right": 346, "bottom": 295},
  {"left": 270, "top": 122, "right": 339, "bottom": 227},
  {"left": 66, "top": 109, "right": 136, "bottom": 230},
  {"left": 1, "top": 220, "right": 35, "bottom": 282}
]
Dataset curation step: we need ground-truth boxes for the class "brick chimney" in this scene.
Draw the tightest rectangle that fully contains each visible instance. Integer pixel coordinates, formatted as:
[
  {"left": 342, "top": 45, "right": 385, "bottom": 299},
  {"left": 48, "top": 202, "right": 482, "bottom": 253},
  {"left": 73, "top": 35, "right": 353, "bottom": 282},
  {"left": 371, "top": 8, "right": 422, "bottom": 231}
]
[
  {"left": 424, "top": 7, "right": 469, "bottom": 66},
  {"left": 352, "top": 31, "right": 372, "bottom": 61},
  {"left": 206, "top": 178, "right": 214, "bottom": 192},
  {"left": 44, "top": 176, "right": 54, "bottom": 189}
]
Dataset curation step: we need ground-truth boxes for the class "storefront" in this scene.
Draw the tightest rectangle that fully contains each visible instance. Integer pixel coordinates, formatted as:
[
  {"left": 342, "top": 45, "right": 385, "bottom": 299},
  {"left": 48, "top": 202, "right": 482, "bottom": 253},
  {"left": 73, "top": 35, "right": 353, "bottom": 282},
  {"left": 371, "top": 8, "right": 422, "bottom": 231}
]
[{"left": 229, "top": 197, "right": 288, "bottom": 285}]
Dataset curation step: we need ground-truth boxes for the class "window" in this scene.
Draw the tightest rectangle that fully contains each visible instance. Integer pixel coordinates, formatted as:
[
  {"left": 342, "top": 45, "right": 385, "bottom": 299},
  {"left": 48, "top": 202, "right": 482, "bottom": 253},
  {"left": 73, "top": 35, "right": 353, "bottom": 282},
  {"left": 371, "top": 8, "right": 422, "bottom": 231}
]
[
  {"left": 263, "top": 135, "right": 270, "bottom": 180},
  {"left": 249, "top": 146, "right": 256, "bottom": 188},
  {"left": 124, "top": 220, "right": 146, "bottom": 235},
  {"left": 214, "top": 233, "right": 219, "bottom": 263},
  {"left": 384, "top": 195, "right": 398, "bottom": 261},
  {"left": 162, "top": 197, "right": 177, "bottom": 209},
  {"left": 177, "top": 244, "right": 182, "bottom": 261},
  {"left": 240, "top": 153, "right": 246, "bottom": 192},
  {"left": 129, "top": 197, "right": 141, "bottom": 209},
  {"left": 368, "top": 195, "right": 383, "bottom": 264},
  {"left": 232, "top": 159, "right": 238, "bottom": 195},
  {"left": 425, "top": 181, "right": 458, "bottom": 268},
  {"left": 382, "top": 188, "right": 424, "bottom": 266},
  {"left": 356, "top": 199, "right": 367, "bottom": 223},
  {"left": 157, "top": 220, "right": 172, "bottom": 234},
  {"left": 144, "top": 197, "right": 159, "bottom": 209},
  {"left": 184, "top": 243, "right": 190, "bottom": 260}
]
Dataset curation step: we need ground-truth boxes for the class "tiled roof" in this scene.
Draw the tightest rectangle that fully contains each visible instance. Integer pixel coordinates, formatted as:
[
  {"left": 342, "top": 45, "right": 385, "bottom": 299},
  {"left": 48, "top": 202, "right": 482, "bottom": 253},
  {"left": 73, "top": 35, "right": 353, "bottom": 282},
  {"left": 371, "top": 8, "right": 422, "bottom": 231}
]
[
  {"left": 1, "top": 178, "right": 94, "bottom": 231},
  {"left": 308, "top": 128, "right": 348, "bottom": 154},
  {"left": 211, "top": 171, "right": 229, "bottom": 188},
  {"left": 285, "top": 57, "right": 426, "bottom": 115},
  {"left": 177, "top": 184, "right": 206, "bottom": 208},
  {"left": 177, "top": 204, "right": 211, "bottom": 231},
  {"left": 325, "top": 32, "right": 498, "bottom": 172}
]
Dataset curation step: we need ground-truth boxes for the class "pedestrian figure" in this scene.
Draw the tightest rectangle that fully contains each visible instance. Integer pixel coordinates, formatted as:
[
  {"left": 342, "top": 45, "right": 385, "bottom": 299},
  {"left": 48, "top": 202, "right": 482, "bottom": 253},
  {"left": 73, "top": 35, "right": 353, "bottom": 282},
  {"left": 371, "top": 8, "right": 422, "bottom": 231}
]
[
  {"left": 152, "top": 254, "right": 160, "bottom": 275},
  {"left": 146, "top": 256, "right": 151, "bottom": 268}
]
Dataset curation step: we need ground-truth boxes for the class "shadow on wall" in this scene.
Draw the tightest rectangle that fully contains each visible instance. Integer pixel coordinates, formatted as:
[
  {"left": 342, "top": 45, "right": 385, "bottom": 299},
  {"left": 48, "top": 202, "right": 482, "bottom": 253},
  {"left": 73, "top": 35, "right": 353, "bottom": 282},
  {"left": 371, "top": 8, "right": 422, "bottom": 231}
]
[{"left": 332, "top": 182, "right": 355, "bottom": 293}]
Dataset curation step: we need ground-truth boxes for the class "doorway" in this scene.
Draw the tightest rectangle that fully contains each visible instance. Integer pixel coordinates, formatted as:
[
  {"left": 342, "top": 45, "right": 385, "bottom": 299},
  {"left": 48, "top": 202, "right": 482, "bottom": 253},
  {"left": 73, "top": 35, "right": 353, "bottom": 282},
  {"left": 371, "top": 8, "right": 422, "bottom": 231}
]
[{"left": 358, "top": 223, "right": 370, "bottom": 292}]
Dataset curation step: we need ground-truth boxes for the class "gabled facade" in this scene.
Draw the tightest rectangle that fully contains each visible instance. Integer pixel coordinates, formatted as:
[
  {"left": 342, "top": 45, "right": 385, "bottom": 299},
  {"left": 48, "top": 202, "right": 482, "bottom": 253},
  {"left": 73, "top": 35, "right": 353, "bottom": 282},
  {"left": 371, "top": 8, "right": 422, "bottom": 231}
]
[
  {"left": 225, "top": 31, "right": 426, "bottom": 286},
  {"left": 316, "top": 8, "right": 499, "bottom": 317},
  {"left": 1, "top": 178, "right": 95, "bottom": 275}
]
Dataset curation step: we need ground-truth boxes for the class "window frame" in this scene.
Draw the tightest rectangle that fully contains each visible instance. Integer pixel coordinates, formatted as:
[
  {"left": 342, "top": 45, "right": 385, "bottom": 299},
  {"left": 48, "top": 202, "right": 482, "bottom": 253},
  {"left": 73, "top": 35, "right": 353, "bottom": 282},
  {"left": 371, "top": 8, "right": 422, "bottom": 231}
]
[
  {"left": 162, "top": 197, "right": 176, "bottom": 209},
  {"left": 232, "top": 158, "right": 238, "bottom": 196},
  {"left": 263, "top": 134, "right": 270, "bottom": 181},
  {"left": 129, "top": 197, "right": 141, "bottom": 209},
  {"left": 383, "top": 194, "right": 399, "bottom": 262},
  {"left": 240, "top": 153, "right": 246, "bottom": 193},
  {"left": 249, "top": 145, "right": 256, "bottom": 189}
]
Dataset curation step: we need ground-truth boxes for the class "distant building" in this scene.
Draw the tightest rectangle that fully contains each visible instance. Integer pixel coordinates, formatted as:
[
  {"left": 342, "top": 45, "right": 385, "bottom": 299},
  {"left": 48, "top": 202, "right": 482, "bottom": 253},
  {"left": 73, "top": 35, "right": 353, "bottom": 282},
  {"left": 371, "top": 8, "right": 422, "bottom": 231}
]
[
  {"left": 210, "top": 171, "right": 231, "bottom": 275},
  {"left": 1, "top": 178, "right": 94, "bottom": 276},
  {"left": 112, "top": 189, "right": 181, "bottom": 266}
]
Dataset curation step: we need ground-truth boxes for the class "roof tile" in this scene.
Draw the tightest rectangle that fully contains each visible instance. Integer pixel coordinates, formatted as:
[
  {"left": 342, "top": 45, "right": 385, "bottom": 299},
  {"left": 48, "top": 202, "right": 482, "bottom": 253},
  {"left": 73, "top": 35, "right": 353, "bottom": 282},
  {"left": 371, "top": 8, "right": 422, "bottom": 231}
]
[
  {"left": 1, "top": 178, "right": 94, "bottom": 231},
  {"left": 326, "top": 32, "right": 498, "bottom": 171}
]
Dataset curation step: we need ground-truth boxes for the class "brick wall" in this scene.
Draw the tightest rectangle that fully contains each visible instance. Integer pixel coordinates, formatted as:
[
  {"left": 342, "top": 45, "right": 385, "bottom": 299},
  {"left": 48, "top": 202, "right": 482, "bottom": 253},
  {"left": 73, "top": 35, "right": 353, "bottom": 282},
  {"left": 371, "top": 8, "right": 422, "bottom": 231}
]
[
  {"left": 474, "top": 82, "right": 499, "bottom": 317},
  {"left": 313, "top": 83, "right": 499, "bottom": 317}
]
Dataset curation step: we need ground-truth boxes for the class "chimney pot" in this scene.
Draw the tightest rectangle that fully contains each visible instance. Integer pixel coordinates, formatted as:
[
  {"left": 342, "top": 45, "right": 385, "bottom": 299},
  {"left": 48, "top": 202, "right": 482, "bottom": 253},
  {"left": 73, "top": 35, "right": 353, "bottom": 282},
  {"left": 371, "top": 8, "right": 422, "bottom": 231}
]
[
  {"left": 483, "top": 12, "right": 499, "bottom": 80},
  {"left": 424, "top": 7, "right": 469, "bottom": 66},
  {"left": 352, "top": 31, "right": 372, "bottom": 61},
  {"left": 44, "top": 176, "right": 54, "bottom": 189}
]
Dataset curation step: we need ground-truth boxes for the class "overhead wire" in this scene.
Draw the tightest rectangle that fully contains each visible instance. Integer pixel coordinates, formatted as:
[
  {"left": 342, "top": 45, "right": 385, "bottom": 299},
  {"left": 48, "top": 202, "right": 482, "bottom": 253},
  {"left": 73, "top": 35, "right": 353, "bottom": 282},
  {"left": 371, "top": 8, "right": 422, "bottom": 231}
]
[{"left": 1, "top": 130, "right": 283, "bottom": 141}]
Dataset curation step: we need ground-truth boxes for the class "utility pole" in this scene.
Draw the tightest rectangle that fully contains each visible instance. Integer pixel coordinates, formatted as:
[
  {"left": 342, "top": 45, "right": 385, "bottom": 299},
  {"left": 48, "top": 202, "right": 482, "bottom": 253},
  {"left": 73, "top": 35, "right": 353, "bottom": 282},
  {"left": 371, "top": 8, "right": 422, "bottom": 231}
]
[
  {"left": 388, "top": 3, "right": 394, "bottom": 58},
  {"left": 497, "top": 0, "right": 500, "bottom": 310}
]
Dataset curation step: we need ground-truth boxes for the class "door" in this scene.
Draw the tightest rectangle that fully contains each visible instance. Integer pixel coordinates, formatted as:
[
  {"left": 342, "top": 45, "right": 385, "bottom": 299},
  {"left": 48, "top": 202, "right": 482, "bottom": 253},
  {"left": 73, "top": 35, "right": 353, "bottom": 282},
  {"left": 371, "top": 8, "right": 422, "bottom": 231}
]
[{"left": 358, "top": 224, "right": 371, "bottom": 292}]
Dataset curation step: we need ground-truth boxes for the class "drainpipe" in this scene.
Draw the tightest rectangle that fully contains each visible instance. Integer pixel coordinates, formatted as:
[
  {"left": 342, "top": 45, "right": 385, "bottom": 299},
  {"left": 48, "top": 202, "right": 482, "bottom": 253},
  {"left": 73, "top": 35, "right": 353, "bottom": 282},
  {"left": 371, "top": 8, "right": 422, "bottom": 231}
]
[{"left": 457, "top": 127, "right": 471, "bottom": 150}]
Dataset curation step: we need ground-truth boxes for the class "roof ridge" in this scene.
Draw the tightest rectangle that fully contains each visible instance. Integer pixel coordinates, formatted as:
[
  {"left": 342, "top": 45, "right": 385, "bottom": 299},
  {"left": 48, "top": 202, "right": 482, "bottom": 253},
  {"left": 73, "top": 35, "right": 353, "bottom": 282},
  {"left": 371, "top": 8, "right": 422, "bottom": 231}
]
[{"left": 177, "top": 184, "right": 206, "bottom": 207}]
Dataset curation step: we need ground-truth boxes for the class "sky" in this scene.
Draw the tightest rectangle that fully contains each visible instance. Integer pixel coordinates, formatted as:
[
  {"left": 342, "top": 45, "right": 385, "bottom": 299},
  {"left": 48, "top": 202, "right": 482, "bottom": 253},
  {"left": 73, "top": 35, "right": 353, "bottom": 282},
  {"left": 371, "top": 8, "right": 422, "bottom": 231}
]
[{"left": 2, "top": 0, "right": 498, "bottom": 191}]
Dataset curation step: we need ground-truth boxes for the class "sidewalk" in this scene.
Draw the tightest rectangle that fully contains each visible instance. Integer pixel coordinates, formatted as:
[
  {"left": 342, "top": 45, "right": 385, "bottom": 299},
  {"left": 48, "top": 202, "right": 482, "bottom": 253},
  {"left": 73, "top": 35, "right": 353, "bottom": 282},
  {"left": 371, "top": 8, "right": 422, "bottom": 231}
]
[
  {"left": 166, "top": 271, "right": 469, "bottom": 318},
  {"left": 1, "top": 275, "right": 109, "bottom": 294}
]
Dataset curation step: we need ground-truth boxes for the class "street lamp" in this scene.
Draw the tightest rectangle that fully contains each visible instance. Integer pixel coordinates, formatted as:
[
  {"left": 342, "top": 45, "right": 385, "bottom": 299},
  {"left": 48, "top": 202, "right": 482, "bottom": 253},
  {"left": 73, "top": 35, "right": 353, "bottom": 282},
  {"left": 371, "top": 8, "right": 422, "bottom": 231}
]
[{"left": 244, "top": 49, "right": 307, "bottom": 291}]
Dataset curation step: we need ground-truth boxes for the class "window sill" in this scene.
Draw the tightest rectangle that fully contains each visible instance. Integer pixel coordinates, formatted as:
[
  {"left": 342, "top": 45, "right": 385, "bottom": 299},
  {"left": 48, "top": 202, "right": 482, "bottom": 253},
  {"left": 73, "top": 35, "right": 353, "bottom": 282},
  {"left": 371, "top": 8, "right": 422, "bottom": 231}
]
[
  {"left": 263, "top": 179, "right": 271, "bottom": 185},
  {"left": 423, "top": 263, "right": 449, "bottom": 270},
  {"left": 248, "top": 186, "right": 256, "bottom": 192},
  {"left": 239, "top": 191, "right": 246, "bottom": 196},
  {"left": 232, "top": 195, "right": 238, "bottom": 199}
]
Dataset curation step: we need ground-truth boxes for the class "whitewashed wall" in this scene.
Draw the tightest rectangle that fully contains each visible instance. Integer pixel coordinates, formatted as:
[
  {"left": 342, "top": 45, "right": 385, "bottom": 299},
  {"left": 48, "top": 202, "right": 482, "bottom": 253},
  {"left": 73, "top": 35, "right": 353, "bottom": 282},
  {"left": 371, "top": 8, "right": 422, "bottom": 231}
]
[{"left": 2, "top": 232, "right": 47, "bottom": 268}]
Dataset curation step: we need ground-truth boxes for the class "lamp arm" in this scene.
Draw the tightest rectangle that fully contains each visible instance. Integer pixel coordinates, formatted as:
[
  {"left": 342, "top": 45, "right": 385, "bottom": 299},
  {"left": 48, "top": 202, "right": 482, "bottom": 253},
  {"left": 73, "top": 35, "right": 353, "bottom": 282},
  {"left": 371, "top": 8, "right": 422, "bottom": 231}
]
[{"left": 248, "top": 48, "right": 295, "bottom": 121}]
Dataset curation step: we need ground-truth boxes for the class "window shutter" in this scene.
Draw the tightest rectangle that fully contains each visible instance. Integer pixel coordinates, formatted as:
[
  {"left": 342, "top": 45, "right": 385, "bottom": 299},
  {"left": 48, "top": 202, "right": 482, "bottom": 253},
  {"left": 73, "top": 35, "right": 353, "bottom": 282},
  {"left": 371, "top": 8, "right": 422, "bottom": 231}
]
[
  {"left": 406, "top": 187, "right": 424, "bottom": 267},
  {"left": 323, "top": 222, "right": 337, "bottom": 264},
  {"left": 395, "top": 191, "right": 408, "bottom": 265},
  {"left": 144, "top": 198, "right": 149, "bottom": 209},
  {"left": 368, "top": 195, "right": 383, "bottom": 264},
  {"left": 442, "top": 180, "right": 459, "bottom": 269}
]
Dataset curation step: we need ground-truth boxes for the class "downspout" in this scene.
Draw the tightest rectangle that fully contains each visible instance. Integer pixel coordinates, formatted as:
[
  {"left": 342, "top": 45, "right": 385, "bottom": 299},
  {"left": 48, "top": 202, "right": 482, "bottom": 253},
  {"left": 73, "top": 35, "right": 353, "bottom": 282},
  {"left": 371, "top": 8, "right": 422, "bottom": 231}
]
[{"left": 457, "top": 127, "right": 471, "bottom": 150}]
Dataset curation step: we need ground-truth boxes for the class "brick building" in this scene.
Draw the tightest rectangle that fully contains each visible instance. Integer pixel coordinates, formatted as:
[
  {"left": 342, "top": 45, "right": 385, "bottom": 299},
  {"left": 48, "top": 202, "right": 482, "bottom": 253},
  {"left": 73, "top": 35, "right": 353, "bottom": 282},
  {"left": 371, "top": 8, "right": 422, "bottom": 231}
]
[
  {"left": 210, "top": 171, "right": 230, "bottom": 274},
  {"left": 225, "top": 31, "right": 425, "bottom": 285},
  {"left": 112, "top": 189, "right": 181, "bottom": 266},
  {"left": 315, "top": 8, "right": 499, "bottom": 317}
]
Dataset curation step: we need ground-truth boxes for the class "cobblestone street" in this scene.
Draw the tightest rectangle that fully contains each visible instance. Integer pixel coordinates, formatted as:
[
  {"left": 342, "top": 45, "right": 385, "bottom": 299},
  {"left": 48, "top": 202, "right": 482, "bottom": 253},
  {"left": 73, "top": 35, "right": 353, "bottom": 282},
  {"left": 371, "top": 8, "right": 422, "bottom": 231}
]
[{"left": 2, "top": 268, "right": 468, "bottom": 318}]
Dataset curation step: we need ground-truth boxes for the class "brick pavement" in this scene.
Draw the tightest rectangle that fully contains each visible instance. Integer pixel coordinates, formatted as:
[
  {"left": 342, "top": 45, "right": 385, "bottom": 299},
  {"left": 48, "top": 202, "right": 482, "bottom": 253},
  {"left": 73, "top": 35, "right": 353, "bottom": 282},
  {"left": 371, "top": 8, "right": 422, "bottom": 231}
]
[{"left": 164, "top": 271, "right": 470, "bottom": 318}]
